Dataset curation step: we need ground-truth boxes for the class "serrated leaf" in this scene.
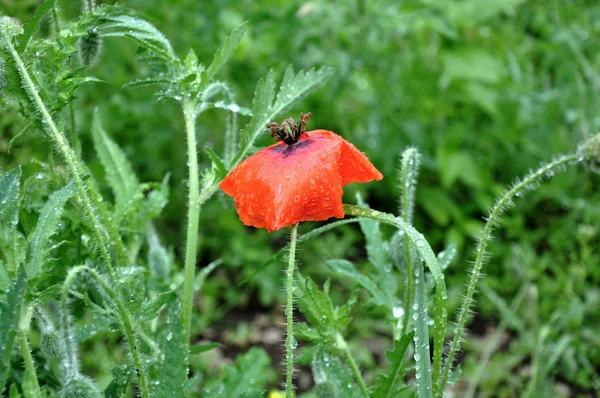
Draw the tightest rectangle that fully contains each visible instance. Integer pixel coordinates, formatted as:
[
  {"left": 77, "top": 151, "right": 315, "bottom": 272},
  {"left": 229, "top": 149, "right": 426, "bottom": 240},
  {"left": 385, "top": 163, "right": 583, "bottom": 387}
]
[
  {"left": 0, "top": 265, "right": 26, "bottom": 393},
  {"left": 356, "top": 194, "right": 396, "bottom": 299},
  {"left": 27, "top": 182, "right": 76, "bottom": 276},
  {"left": 104, "top": 364, "right": 136, "bottom": 398},
  {"left": 312, "top": 348, "right": 362, "bottom": 398},
  {"left": 296, "top": 274, "right": 336, "bottom": 337},
  {"left": 152, "top": 301, "right": 188, "bottom": 398},
  {"left": 371, "top": 332, "right": 413, "bottom": 398},
  {"left": 326, "top": 259, "right": 393, "bottom": 310},
  {"left": 204, "top": 24, "right": 247, "bottom": 82},
  {"left": 138, "top": 289, "right": 176, "bottom": 322},
  {"left": 92, "top": 111, "right": 140, "bottom": 206},
  {"left": 203, "top": 348, "right": 270, "bottom": 398},
  {"left": 99, "top": 14, "right": 178, "bottom": 64},
  {"left": 190, "top": 342, "right": 220, "bottom": 355},
  {"left": 0, "top": 167, "right": 21, "bottom": 226},
  {"left": 232, "top": 66, "right": 334, "bottom": 166}
]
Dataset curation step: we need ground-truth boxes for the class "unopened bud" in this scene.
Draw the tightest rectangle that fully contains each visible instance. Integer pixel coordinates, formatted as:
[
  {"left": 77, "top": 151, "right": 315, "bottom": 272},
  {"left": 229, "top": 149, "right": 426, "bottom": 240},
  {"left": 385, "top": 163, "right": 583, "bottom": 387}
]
[
  {"left": 78, "top": 28, "right": 102, "bottom": 66},
  {"left": 41, "top": 330, "right": 63, "bottom": 358},
  {"left": 579, "top": 132, "right": 600, "bottom": 174},
  {"left": 60, "top": 375, "right": 101, "bottom": 398}
]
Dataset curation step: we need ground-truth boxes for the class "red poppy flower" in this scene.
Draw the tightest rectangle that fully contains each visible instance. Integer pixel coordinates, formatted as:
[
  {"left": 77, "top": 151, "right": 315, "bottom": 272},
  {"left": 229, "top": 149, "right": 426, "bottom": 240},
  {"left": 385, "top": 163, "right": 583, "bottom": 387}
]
[{"left": 220, "top": 113, "right": 383, "bottom": 232}]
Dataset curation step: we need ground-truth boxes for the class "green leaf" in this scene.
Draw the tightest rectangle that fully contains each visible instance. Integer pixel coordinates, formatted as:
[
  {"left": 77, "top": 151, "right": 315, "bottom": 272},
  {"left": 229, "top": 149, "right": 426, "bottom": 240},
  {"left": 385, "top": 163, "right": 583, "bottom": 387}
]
[
  {"left": 356, "top": 194, "right": 396, "bottom": 299},
  {"left": 92, "top": 111, "right": 140, "bottom": 206},
  {"left": 104, "top": 364, "right": 136, "bottom": 398},
  {"left": 99, "top": 14, "right": 178, "bottom": 64},
  {"left": 312, "top": 348, "right": 362, "bottom": 398},
  {"left": 17, "top": 0, "right": 54, "bottom": 52},
  {"left": 0, "top": 167, "right": 21, "bottom": 226},
  {"left": 326, "top": 259, "right": 393, "bottom": 309},
  {"left": 371, "top": 332, "right": 414, "bottom": 398},
  {"left": 0, "top": 261, "right": 8, "bottom": 293},
  {"left": 0, "top": 265, "right": 26, "bottom": 393},
  {"left": 26, "top": 182, "right": 76, "bottom": 276},
  {"left": 152, "top": 301, "right": 189, "bottom": 398},
  {"left": 138, "top": 289, "right": 176, "bottom": 322},
  {"left": 204, "top": 146, "right": 228, "bottom": 179},
  {"left": 441, "top": 49, "right": 505, "bottom": 86},
  {"left": 437, "top": 244, "right": 457, "bottom": 271},
  {"left": 296, "top": 274, "right": 336, "bottom": 337},
  {"left": 232, "top": 66, "right": 334, "bottom": 166},
  {"left": 203, "top": 348, "right": 270, "bottom": 398},
  {"left": 204, "top": 24, "right": 247, "bottom": 82},
  {"left": 190, "top": 342, "right": 220, "bottom": 355},
  {"left": 237, "top": 392, "right": 266, "bottom": 398}
]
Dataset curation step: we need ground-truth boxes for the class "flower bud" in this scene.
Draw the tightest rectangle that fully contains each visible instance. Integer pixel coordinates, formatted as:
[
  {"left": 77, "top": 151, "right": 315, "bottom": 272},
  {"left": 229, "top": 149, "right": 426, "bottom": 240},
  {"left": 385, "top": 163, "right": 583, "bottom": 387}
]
[
  {"left": 60, "top": 375, "right": 101, "bottom": 398},
  {"left": 41, "top": 330, "right": 63, "bottom": 358},
  {"left": 78, "top": 28, "right": 102, "bottom": 66}
]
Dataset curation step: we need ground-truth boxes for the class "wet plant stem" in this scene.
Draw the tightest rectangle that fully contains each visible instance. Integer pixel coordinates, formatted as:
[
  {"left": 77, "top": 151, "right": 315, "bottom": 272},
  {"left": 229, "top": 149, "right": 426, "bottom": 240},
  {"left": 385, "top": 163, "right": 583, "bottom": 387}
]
[
  {"left": 182, "top": 97, "right": 200, "bottom": 343},
  {"left": 336, "top": 333, "right": 369, "bottom": 397},
  {"left": 285, "top": 223, "right": 298, "bottom": 398},
  {"left": 62, "top": 266, "right": 150, "bottom": 398},
  {"left": 437, "top": 152, "right": 578, "bottom": 396},
  {"left": 19, "top": 307, "right": 41, "bottom": 398}
]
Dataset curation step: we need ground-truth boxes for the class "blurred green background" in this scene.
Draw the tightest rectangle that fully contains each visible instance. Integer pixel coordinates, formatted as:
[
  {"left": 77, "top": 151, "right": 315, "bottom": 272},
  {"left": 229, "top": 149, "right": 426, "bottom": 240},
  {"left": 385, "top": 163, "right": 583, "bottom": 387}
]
[{"left": 2, "top": 0, "right": 599, "bottom": 395}]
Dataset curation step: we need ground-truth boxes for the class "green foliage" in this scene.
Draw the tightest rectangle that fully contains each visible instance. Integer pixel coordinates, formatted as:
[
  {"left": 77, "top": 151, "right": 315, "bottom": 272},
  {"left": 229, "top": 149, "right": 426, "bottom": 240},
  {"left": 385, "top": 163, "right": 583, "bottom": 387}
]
[
  {"left": 203, "top": 348, "right": 270, "bottom": 397},
  {"left": 371, "top": 332, "right": 414, "bottom": 398},
  {"left": 0, "top": 1, "right": 599, "bottom": 397},
  {"left": 0, "top": 265, "right": 26, "bottom": 392},
  {"left": 26, "top": 182, "right": 75, "bottom": 276},
  {"left": 312, "top": 348, "right": 362, "bottom": 398}
]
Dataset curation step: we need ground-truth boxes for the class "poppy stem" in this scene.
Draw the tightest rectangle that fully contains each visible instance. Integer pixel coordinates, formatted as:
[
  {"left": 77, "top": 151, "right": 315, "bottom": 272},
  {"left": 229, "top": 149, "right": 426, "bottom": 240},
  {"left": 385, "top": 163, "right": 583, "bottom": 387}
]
[
  {"left": 285, "top": 223, "right": 299, "bottom": 397},
  {"left": 182, "top": 97, "right": 200, "bottom": 344}
]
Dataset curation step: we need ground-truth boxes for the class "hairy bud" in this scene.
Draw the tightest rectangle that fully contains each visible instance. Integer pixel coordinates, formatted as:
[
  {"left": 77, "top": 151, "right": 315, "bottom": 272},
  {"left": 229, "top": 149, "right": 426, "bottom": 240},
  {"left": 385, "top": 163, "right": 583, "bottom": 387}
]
[
  {"left": 78, "top": 28, "right": 102, "bottom": 66},
  {"left": 60, "top": 375, "right": 101, "bottom": 398},
  {"left": 41, "top": 330, "right": 63, "bottom": 358}
]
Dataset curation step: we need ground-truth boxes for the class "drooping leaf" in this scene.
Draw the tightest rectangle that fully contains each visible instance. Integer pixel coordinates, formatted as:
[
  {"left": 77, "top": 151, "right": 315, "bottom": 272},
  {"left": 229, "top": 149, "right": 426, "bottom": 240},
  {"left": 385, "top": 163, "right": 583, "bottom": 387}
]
[
  {"left": 233, "top": 66, "right": 334, "bottom": 166},
  {"left": 26, "top": 182, "right": 76, "bottom": 276},
  {"left": 312, "top": 348, "right": 362, "bottom": 398},
  {"left": 0, "top": 167, "right": 21, "bottom": 226},
  {"left": 371, "top": 331, "right": 414, "bottom": 398},
  {"left": 99, "top": 14, "right": 178, "bottom": 64},
  {"left": 152, "top": 301, "right": 188, "bottom": 398},
  {"left": 0, "top": 265, "right": 26, "bottom": 393},
  {"left": 326, "top": 259, "right": 394, "bottom": 310},
  {"left": 203, "top": 348, "right": 270, "bottom": 398},
  {"left": 92, "top": 111, "right": 140, "bottom": 206},
  {"left": 204, "top": 24, "right": 247, "bottom": 82}
]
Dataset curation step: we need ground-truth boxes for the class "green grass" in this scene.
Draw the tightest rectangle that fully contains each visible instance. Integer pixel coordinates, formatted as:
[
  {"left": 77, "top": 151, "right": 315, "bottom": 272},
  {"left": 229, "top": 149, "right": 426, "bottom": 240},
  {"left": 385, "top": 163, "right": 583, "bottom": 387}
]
[{"left": 1, "top": 1, "right": 599, "bottom": 397}]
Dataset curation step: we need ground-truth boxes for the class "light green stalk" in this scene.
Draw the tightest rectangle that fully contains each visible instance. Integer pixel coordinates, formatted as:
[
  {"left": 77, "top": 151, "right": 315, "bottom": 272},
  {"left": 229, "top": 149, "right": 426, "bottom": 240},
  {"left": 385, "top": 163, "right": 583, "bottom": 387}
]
[{"left": 285, "top": 223, "right": 298, "bottom": 397}]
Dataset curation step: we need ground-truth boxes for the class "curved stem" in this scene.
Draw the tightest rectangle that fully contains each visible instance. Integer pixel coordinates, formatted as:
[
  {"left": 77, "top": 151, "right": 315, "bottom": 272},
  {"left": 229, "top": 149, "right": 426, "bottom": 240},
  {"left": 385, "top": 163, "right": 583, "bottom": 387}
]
[
  {"left": 336, "top": 333, "right": 368, "bottom": 397},
  {"left": 0, "top": 29, "right": 116, "bottom": 280},
  {"left": 285, "top": 223, "right": 298, "bottom": 397},
  {"left": 437, "top": 153, "right": 578, "bottom": 395},
  {"left": 18, "top": 306, "right": 41, "bottom": 398},
  {"left": 61, "top": 266, "right": 150, "bottom": 398},
  {"left": 182, "top": 97, "right": 200, "bottom": 343}
]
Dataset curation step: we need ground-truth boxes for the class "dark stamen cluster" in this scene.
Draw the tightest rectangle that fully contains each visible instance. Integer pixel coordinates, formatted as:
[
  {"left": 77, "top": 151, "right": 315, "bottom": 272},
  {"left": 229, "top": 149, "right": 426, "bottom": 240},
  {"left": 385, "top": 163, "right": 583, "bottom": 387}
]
[{"left": 267, "top": 112, "right": 312, "bottom": 145}]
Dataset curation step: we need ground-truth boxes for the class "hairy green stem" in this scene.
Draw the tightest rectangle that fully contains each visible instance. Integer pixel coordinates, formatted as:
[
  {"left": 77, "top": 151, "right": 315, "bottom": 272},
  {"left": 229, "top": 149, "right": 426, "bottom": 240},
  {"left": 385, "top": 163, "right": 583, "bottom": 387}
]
[
  {"left": 18, "top": 307, "right": 41, "bottom": 398},
  {"left": 61, "top": 266, "right": 150, "bottom": 398},
  {"left": 0, "top": 29, "right": 115, "bottom": 280},
  {"left": 182, "top": 97, "right": 200, "bottom": 343},
  {"left": 437, "top": 153, "right": 578, "bottom": 395},
  {"left": 285, "top": 223, "right": 298, "bottom": 397},
  {"left": 336, "top": 333, "right": 369, "bottom": 397}
]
